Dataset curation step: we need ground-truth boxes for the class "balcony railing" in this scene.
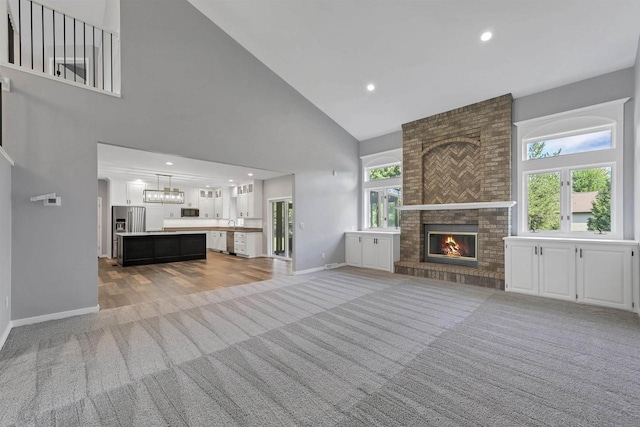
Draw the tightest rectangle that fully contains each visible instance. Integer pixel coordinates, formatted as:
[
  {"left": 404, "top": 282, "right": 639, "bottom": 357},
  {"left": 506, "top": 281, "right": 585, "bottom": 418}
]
[{"left": 6, "top": 0, "right": 120, "bottom": 94}]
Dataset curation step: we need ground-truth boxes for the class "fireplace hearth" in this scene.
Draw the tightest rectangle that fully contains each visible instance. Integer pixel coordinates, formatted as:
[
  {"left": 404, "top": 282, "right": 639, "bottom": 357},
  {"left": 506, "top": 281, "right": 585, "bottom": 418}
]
[{"left": 425, "top": 224, "right": 478, "bottom": 267}]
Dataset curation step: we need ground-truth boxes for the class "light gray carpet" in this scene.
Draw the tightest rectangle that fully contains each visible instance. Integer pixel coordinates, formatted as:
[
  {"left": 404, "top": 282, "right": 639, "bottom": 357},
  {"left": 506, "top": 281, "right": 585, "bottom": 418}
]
[{"left": 1, "top": 267, "right": 639, "bottom": 426}]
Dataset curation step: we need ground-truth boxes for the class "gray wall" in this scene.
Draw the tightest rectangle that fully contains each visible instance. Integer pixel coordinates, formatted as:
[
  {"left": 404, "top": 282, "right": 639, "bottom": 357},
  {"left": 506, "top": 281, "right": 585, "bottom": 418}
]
[
  {"left": 262, "top": 175, "right": 294, "bottom": 256},
  {"left": 98, "top": 179, "right": 109, "bottom": 256},
  {"left": 0, "top": 151, "right": 11, "bottom": 338},
  {"left": 2, "top": 0, "right": 359, "bottom": 320},
  {"left": 512, "top": 67, "right": 635, "bottom": 239},
  {"left": 359, "top": 131, "right": 402, "bottom": 157}
]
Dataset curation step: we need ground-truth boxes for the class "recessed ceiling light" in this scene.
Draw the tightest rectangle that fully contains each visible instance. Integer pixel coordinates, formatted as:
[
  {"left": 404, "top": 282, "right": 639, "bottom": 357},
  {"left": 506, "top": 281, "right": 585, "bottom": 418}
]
[
  {"left": 248, "top": 173, "right": 254, "bottom": 177},
  {"left": 135, "top": 179, "right": 143, "bottom": 183},
  {"left": 229, "top": 179, "right": 233, "bottom": 182},
  {"left": 165, "top": 161, "right": 173, "bottom": 166},
  {"left": 480, "top": 31, "right": 492, "bottom": 42},
  {"left": 205, "top": 185, "right": 210, "bottom": 188},
  {"left": 366, "top": 83, "right": 375, "bottom": 92}
]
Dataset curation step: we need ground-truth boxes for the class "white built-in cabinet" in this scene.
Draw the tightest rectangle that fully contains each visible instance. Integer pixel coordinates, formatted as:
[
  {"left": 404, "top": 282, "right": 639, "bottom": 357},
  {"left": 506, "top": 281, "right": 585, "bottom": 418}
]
[
  {"left": 213, "top": 188, "right": 230, "bottom": 219},
  {"left": 209, "top": 231, "right": 227, "bottom": 252},
  {"left": 184, "top": 188, "right": 199, "bottom": 209},
  {"left": 110, "top": 180, "right": 146, "bottom": 206},
  {"left": 163, "top": 203, "right": 180, "bottom": 219},
  {"left": 234, "top": 232, "right": 262, "bottom": 258},
  {"left": 345, "top": 231, "right": 400, "bottom": 272},
  {"left": 236, "top": 180, "right": 263, "bottom": 218},
  {"left": 199, "top": 189, "right": 214, "bottom": 218},
  {"left": 145, "top": 204, "right": 164, "bottom": 231},
  {"left": 505, "top": 237, "right": 637, "bottom": 311}
]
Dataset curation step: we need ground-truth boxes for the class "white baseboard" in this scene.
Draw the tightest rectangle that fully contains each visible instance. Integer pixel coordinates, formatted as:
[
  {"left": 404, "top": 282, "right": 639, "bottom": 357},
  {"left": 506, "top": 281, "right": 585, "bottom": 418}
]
[
  {"left": 98, "top": 254, "right": 109, "bottom": 258},
  {"left": 12, "top": 305, "right": 100, "bottom": 328},
  {"left": 0, "top": 321, "right": 12, "bottom": 351},
  {"left": 293, "top": 263, "right": 346, "bottom": 276}
]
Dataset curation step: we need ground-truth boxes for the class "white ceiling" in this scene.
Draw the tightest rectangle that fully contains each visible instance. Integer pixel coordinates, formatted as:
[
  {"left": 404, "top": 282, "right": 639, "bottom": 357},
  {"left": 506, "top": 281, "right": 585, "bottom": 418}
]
[
  {"left": 189, "top": 0, "right": 640, "bottom": 141},
  {"left": 98, "top": 143, "right": 288, "bottom": 188}
]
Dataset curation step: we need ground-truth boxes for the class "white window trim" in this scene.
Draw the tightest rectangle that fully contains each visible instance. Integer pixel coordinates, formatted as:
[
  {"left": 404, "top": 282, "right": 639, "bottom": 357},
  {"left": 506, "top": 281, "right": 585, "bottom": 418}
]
[
  {"left": 514, "top": 98, "right": 628, "bottom": 239},
  {"left": 361, "top": 148, "right": 402, "bottom": 230}
]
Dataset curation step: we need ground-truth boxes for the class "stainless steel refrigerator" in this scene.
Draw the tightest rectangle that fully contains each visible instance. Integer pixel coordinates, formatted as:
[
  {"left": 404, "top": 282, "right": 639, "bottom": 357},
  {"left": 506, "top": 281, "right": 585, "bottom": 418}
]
[{"left": 112, "top": 206, "right": 146, "bottom": 258}]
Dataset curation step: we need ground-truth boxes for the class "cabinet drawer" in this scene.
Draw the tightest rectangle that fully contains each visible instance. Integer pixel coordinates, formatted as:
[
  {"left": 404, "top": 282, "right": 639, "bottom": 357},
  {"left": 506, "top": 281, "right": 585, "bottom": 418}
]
[
  {"left": 235, "top": 246, "right": 247, "bottom": 254},
  {"left": 235, "top": 232, "right": 247, "bottom": 238}
]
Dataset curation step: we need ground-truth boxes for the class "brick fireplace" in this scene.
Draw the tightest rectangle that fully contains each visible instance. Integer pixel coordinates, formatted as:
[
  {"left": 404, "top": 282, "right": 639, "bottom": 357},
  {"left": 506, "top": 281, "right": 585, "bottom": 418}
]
[{"left": 395, "top": 95, "right": 513, "bottom": 289}]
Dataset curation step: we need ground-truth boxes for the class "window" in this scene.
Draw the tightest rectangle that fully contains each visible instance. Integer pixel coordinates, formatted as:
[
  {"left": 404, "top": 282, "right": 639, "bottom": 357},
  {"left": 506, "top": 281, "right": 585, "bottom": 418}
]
[
  {"left": 515, "top": 99, "right": 626, "bottom": 238},
  {"left": 362, "top": 149, "right": 402, "bottom": 230}
]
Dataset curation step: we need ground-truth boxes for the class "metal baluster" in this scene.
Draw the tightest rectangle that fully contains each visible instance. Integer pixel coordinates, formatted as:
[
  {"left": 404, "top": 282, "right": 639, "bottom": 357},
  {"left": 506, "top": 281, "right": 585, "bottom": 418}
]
[
  {"left": 101, "top": 29, "right": 104, "bottom": 90},
  {"left": 52, "top": 10, "right": 55, "bottom": 76},
  {"left": 30, "top": 0, "right": 33, "bottom": 69},
  {"left": 18, "top": 0, "right": 21, "bottom": 66},
  {"left": 63, "top": 14, "right": 66, "bottom": 79},
  {"left": 110, "top": 32, "right": 113, "bottom": 91},
  {"left": 73, "top": 18, "right": 76, "bottom": 81},
  {"left": 41, "top": 4, "right": 44, "bottom": 73},
  {"left": 83, "top": 23, "right": 86, "bottom": 85},
  {"left": 92, "top": 26, "right": 95, "bottom": 87}
]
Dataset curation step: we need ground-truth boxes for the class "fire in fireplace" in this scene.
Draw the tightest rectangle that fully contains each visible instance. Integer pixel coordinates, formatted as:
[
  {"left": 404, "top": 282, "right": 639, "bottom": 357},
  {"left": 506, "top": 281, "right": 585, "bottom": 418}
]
[{"left": 424, "top": 224, "right": 478, "bottom": 267}]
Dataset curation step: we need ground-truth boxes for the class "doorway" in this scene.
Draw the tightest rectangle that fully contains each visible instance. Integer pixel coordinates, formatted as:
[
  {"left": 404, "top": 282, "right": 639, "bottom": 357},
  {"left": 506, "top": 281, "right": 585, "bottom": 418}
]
[{"left": 269, "top": 198, "right": 293, "bottom": 260}]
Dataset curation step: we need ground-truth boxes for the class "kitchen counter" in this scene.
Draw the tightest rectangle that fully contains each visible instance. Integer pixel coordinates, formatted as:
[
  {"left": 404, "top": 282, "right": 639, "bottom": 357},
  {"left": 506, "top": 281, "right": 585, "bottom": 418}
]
[
  {"left": 163, "top": 227, "right": 263, "bottom": 233},
  {"left": 116, "top": 231, "right": 207, "bottom": 267}
]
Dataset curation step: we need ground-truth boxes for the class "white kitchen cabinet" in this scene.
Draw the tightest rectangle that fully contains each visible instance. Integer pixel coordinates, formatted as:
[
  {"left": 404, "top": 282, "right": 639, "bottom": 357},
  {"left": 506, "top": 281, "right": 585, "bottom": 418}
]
[
  {"left": 199, "top": 198, "right": 214, "bottom": 218},
  {"left": 200, "top": 189, "right": 214, "bottom": 199},
  {"left": 236, "top": 180, "right": 263, "bottom": 218},
  {"left": 345, "top": 234, "right": 363, "bottom": 267},
  {"left": 210, "top": 231, "right": 227, "bottom": 252},
  {"left": 505, "top": 237, "right": 637, "bottom": 311},
  {"left": 345, "top": 232, "right": 400, "bottom": 272},
  {"left": 577, "top": 244, "right": 633, "bottom": 310},
  {"left": 213, "top": 188, "right": 230, "bottom": 219},
  {"left": 206, "top": 231, "right": 213, "bottom": 249},
  {"left": 145, "top": 205, "right": 164, "bottom": 231},
  {"left": 163, "top": 203, "right": 180, "bottom": 219},
  {"left": 184, "top": 187, "right": 199, "bottom": 208},
  {"left": 234, "top": 232, "right": 262, "bottom": 258},
  {"left": 110, "top": 180, "right": 145, "bottom": 206}
]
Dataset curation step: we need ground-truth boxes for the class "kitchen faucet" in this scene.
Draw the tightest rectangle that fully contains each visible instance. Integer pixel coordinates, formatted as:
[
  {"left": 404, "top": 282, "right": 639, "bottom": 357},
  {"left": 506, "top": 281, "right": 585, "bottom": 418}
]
[{"left": 228, "top": 220, "right": 236, "bottom": 228}]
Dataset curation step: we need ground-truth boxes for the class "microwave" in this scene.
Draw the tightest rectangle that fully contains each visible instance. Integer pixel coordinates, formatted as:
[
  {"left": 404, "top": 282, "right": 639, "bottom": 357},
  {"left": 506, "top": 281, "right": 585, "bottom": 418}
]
[{"left": 181, "top": 208, "right": 200, "bottom": 217}]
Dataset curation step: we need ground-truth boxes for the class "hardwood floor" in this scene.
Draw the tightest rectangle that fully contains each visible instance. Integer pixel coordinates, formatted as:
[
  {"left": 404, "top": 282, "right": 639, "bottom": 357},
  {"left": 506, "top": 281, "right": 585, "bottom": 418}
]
[{"left": 98, "top": 252, "right": 292, "bottom": 309}]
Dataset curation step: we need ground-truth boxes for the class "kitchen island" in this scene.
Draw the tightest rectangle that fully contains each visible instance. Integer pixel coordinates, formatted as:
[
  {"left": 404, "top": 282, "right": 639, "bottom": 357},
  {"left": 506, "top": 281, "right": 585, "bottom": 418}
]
[{"left": 115, "top": 231, "right": 207, "bottom": 267}]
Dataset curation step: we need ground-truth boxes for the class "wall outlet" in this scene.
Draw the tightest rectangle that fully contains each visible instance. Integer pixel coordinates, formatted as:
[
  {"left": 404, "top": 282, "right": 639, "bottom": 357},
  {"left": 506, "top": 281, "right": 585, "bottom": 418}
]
[{"left": 321, "top": 253, "right": 325, "bottom": 259}]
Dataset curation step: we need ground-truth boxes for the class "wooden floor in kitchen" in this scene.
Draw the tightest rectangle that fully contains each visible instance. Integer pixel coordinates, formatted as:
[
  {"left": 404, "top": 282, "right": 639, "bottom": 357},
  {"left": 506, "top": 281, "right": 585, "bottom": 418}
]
[{"left": 98, "top": 252, "right": 292, "bottom": 309}]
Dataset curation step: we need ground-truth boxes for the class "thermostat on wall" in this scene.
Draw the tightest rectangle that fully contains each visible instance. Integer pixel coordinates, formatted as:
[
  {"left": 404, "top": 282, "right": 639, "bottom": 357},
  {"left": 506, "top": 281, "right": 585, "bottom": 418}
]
[{"left": 30, "top": 193, "right": 62, "bottom": 206}]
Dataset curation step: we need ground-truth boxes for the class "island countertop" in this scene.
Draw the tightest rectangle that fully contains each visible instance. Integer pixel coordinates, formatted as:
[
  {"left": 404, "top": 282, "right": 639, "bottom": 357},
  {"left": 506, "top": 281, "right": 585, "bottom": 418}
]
[
  {"left": 162, "top": 227, "right": 263, "bottom": 233},
  {"left": 115, "top": 231, "right": 208, "bottom": 237}
]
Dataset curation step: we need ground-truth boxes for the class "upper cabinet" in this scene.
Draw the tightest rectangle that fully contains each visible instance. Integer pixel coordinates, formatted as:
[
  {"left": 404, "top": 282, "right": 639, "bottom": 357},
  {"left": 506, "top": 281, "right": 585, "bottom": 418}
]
[
  {"left": 199, "top": 189, "right": 214, "bottom": 218},
  {"left": 184, "top": 188, "right": 199, "bottom": 208},
  {"left": 110, "top": 180, "right": 146, "bottom": 206},
  {"left": 236, "top": 180, "right": 263, "bottom": 218},
  {"left": 214, "top": 188, "right": 231, "bottom": 219}
]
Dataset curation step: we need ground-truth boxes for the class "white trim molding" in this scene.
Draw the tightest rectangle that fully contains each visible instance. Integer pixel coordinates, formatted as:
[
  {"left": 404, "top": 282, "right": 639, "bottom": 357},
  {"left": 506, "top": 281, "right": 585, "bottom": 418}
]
[
  {"left": 398, "top": 201, "right": 516, "bottom": 211},
  {"left": 0, "top": 146, "right": 14, "bottom": 166},
  {"left": 12, "top": 305, "right": 100, "bottom": 328},
  {"left": 0, "top": 321, "right": 11, "bottom": 351}
]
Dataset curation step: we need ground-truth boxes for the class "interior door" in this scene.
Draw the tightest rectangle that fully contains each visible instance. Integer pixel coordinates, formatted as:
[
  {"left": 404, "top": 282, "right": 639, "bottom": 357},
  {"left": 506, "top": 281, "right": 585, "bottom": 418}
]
[{"left": 271, "top": 199, "right": 293, "bottom": 260}]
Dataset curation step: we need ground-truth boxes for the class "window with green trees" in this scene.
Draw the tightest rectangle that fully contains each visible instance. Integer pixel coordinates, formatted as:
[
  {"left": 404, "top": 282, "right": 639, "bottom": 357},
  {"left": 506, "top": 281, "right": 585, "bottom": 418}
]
[{"left": 517, "top": 99, "right": 623, "bottom": 238}]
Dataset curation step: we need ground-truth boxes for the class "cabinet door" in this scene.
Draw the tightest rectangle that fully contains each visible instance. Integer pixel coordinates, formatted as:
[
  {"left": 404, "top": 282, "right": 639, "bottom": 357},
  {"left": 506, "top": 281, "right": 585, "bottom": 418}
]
[
  {"left": 206, "top": 231, "right": 213, "bottom": 249},
  {"left": 237, "top": 196, "right": 247, "bottom": 217},
  {"left": 375, "top": 237, "right": 392, "bottom": 271},
  {"left": 362, "top": 236, "right": 378, "bottom": 269},
  {"left": 163, "top": 204, "right": 180, "bottom": 219},
  {"left": 577, "top": 245, "right": 632, "bottom": 310},
  {"left": 345, "top": 235, "right": 362, "bottom": 267},
  {"left": 145, "top": 205, "right": 164, "bottom": 231},
  {"left": 539, "top": 243, "right": 575, "bottom": 301},
  {"left": 218, "top": 232, "right": 227, "bottom": 251},
  {"left": 505, "top": 241, "right": 539, "bottom": 295},
  {"left": 199, "top": 198, "right": 214, "bottom": 218},
  {"left": 127, "top": 182, "right": 146, "bottom": 206},
  {"left": 214, "top": 197, "right": 223, "bottom": 218},
  {"left": 110, "top": 180, "right": 128, "bottom": 206}
]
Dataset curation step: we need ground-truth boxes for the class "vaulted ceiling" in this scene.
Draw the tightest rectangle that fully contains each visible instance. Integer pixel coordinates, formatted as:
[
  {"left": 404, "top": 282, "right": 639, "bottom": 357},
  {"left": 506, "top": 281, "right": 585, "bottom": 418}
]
[{"left": 189, "top": 0, "right": 640, "bottom": 141}]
